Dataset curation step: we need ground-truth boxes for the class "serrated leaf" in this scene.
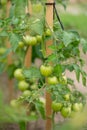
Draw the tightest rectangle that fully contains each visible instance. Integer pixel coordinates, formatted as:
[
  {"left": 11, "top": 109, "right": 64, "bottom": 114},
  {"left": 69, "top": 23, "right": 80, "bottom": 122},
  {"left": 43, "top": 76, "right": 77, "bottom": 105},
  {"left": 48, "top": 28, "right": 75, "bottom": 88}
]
[
  {"left": 35, "top": 100, "right": 45, "bottom": 119},
  {"left": 9, "top": 33, "right": 20, "bottom": 52},
  {"left": 0, "top": 30, "right": 8, "bottom": 37},
  {"left": 73, "top": 64, "right": 80, "bottom": 82},
  {"left": 30, "top": 18, "right": 44, "bottom": 35},
  {"left": 23, "top": 66, "right": 41, "bottom": 79},
  {"left": 82, "top": 75, "right": 86, "bottom": 86},
  {"left": 81, "top": 38, "right": 87, "bottom": 54},
  {"left": 62, "top": 31, "right": 80, "bottom": 47},
  {"left": 53, "top": 64, "right": 63, "bottom": 76}
]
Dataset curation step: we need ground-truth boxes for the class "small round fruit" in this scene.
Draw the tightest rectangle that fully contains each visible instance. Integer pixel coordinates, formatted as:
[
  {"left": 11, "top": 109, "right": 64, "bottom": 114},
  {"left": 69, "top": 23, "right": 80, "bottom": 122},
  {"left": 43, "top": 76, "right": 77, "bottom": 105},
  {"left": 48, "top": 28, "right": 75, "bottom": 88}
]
[
  {"left": 0, "top": 47, "right": 6, "bottom": 55},
  {"left": 14, "top": 68, "right": 24, "bottom": 80},
  {"left": 36, "top": 35, "right": 42, "bottom": 43},
  {"left": 22, "top": 90, "right": 31, "bottom": 97},
  {"left": 40, "top": 65, "right": 53, "bottom": 77},
  {"left": 61, "top": 107, "right": 71, "bottom": 118},
  {"left": 39, "top": 97, "right": 45, "bottom": 105},
  {"left": 45, "top": 28, "right": 52, "bottom": 37},
  {"left": 47, "top": 76, "right": 58, "bottom": 85},
  {"left": 72, "top": 103, "right": 83, "bottom": 112},
  {"left": 1, "top": 0, "right": 7, "bottom": 5},
  {"left": 30, "top": 37, "right": 37, "bottom": 45},
  {"left": 31, "top": 84, "right": 38, "bottom": 90},
  {"left": 64, "top": 94, "right": 70, "bottom": 101},
  {"left": 52, "top": 102, "right": 63, "bottom": 112},
  {"left": 18, "top": 41, "right": 24, "bottom": 48},
  {"left": 10, "top": 99, "right": 19, "bottom": 108},
  {"left": 18, "top": 80, "right": 29, "bottom": 91}
]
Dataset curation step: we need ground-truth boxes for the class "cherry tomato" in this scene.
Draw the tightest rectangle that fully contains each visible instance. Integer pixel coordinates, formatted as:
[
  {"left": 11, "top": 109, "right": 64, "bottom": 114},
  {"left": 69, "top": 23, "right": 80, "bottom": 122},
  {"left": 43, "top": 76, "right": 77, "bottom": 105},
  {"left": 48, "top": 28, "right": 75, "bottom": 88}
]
[
  {"left": 10, "top": 99, "right": 19, "bottom": 108},
  {"left": 64, "top": 94, "right": 70, "bottom": 101},
  {"left": 61, "top": 107, "right": 71, "bottom": 118},
  {"left": 0, "top": 47, "right": 6, "bottom": 55},
  {"left": 31, "top": 84, "right": 38, "bottom": 90},
  {"left": 18, "top": 80, "right": 29, "bottom": 91},
  {"left": 40, "top": 65, "right": 53, "bottom": 77},
  {"left": 47, "top": 76, "right": 58, "bottom": 85},
  {"left": 14, "top": 68, "right": 25, "bottom": 80},
  {"left": 1, "top": 0, "right": 7, "bottom": 5},
  {"left": 22, "top": 90, "right": 31, "bottom": 97},
  {"left": 18, "top": 41, "right": 24, "bottom": 48},
  {"left": 52, "top": 101, "right": 63, "bottom": 112},
  {"left": 23, "top": 35, "right": 37, "bottom": 46},
  {"left": 36, "top": 35, "right": 42, "bottom": 43},
  {"left": 72, "top": 103, "right": 83, "bottom": 112},
  {"left": 45, "top": 28, "right": 52, "bottom": 37}
]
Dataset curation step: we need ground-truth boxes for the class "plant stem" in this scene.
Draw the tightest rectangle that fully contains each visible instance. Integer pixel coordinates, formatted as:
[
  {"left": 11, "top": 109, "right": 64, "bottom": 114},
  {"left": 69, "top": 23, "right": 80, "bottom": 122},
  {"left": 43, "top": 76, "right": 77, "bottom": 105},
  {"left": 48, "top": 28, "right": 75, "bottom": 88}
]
[{"left": 19, "top": 121, "right": 26, "bottom": 130}]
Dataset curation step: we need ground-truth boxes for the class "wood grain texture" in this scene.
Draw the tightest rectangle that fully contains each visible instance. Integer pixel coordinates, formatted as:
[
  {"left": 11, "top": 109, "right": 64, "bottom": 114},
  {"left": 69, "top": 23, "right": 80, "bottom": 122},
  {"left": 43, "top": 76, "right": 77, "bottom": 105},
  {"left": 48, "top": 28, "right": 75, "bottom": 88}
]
[{"left": 45, "top": 0, "right": 54, "bottom": 130}]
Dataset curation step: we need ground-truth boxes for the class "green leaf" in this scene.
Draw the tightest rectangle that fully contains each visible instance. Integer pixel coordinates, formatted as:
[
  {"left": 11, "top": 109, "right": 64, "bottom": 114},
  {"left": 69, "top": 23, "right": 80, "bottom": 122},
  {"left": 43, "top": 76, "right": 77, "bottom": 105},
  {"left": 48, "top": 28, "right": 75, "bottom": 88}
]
[
  {"left": 30, "top": 18, "right": 44, "bottom": 35},
  {"left": 23, "top": 66, "right": 41, "bottom": 80},
  {"left": 73, "top": 64, "right": 80, "bottom": 82},
  {"left": 53, "top": 64, "right": 63, "bottom": 77},
  {"left": 81, "top": 38, "right": 87, "bottom": 54},
  {"left": 35, "top": 100, "right": 45, "bottom": 119},
  {"left": 0, "top": 30, "right": 8, "bottom": 37},
  {"left": 9, "top": 33, "right": 20, "bottom": 52},
  {"left": 7, "top": 64, "right": 16, "bottom": 79},
  {"left": 82, "top": 75, "right": 86, "bottom": 86},
  {"left": 62, "top": 31, "right": 80, "bottom": 47}
]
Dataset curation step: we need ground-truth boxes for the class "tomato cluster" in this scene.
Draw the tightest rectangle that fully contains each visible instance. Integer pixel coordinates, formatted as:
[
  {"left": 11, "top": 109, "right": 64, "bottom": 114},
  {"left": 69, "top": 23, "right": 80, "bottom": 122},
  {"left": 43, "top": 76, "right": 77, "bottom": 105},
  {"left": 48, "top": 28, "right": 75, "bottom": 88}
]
[{"left": 13, "top": 68, "right": 38, "bottom": 98}]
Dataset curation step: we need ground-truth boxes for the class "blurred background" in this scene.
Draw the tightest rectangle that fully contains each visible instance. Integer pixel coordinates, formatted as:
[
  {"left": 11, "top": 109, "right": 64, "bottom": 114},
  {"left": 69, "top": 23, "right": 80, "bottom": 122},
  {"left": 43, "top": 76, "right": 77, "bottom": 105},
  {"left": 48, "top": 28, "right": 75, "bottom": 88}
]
[{"left": 0, "top": 0, "right": 87, "bottom": 130}]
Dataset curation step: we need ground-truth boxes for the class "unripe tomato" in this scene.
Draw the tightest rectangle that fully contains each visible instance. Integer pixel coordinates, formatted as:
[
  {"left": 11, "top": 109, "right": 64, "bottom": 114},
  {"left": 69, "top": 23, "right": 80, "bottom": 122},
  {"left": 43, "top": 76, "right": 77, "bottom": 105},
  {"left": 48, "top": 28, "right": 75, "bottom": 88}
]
[
  {"left": 23, "top": 35, "right": 37, "bottom": 46},
  {"left": 64, "top": 94, "right": 70, "bottom": 101},
  {"left": 0, "top": 47, "right": 6, "bottom": 55},
  {"left": 72, "top": 103, "right": 83, "bottom": 112},
  {"left": 31, "top": 84, "right": 38, "bottom": 90},
  {"left": 18, "top": 80, "right": 29, "bottom": 91},
  {"left": 14, "top": 68, "right": 25, "bottom": 80},
  {"left": 52, "top": 101, "right": 63, "bottom": 112},
  {"left": 36, "top": 35, "right": 42, "bottom": 43},
  {"left": 18, "top": 41, "right": 24, "bottom": 48},
  {"left": 1, "top": 0, "right": 7, "bottom": 5},
  {"left": 30, "top": 37, "right": 37, "bottom": 45},
  {"left": 22, "top": 90, "right": 31, "bottom": 97},
  {"left": 10, "top": 99, "right": 19, "bottom": 108},
  {"left": 61, "top": 107, "right": 71, "bottom": 118},
  {"left": 45, "top": 28, "right": 52, "bottom": 37},
  {"left": 40, "top": 65, "right": 53, "bottom": 77},
  {"left": 47, "top": 76, "right": 58, "bottom": 85}
]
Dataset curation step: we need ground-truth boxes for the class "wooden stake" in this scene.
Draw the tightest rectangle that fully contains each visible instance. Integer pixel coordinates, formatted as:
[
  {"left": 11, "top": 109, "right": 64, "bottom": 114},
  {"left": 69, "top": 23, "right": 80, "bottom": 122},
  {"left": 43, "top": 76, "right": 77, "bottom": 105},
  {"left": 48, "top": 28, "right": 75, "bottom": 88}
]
[
  {"left": 24, "top": 1, "right": 32, "bottom": 130},
  {"left": 6, "top": 0, "right": 14, "bottom": 102},
  {"left": 45, "top": 0, "right": 54, "bottom": 130},
  {"left": 24, "top": 0, "right": 32, "bottom": 67}
]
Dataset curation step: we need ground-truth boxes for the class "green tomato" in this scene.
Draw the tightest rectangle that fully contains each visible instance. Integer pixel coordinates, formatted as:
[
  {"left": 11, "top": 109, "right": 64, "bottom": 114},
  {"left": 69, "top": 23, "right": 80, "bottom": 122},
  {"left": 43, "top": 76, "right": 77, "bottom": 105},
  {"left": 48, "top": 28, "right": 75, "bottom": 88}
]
[
  {"left": 22, "top": 90, "right": 31, "bottom": 97},
  {"left": 23, "top": 35, "right": 37, "bottom": 46},
  {"left": 14, "top": 68, "right": 25, "bottom": 80},
  {"left": 31, "top": 84, "right": 38, "bottom": 90},
  {"left": 18, "top": 41, "right": 24, "bottom": 48},
  {"left": 1, "top": 0, "right": 7, "bottom": 5},
  {"left": 0, "top": 47, "right": 6, "bottom": 55},
  {"left": 47, "top": 76, "right": 58, "bottom": 85},
  {"left": 64, "top": 94, "right": 70, "bottom": 101},
  {"left": 40, "top": 65, "right": 53, "bottom": 77},
  {"left": 52, "top": 102, "right": 63, "bottom": 112},
  {"left": 39, "top": 97, "right": 45, "bottom": 105},
  {"left": 72, "top": 103, "right": 83, "bottom": 112},
  {"left": 10, "top": 99, "right": 19, "bottom": 108},
  {"left": 18, "top": 80, "right": 29, "bottom": 91},
  {"left": 36, "top": 35, "right": 42, "bottom": 43},
  {"left": 61, "top": 107, "right": 71, "bottom": 118},
  {"left": 45, "top": 28, "right": 52, "bottom": 37}
]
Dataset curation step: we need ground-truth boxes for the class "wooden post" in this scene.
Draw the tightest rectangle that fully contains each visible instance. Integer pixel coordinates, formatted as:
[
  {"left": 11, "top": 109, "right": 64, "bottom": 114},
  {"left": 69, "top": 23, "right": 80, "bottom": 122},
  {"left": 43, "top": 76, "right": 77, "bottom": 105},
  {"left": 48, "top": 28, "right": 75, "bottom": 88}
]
[
  {"left": 6, "top": 0, "right": 14, "bottom": 102},
  {"left": 45, "top": 0, "right": 54, "bottom": 130},
  {"left": 24, "top": 1, "right": 32, "bottom": 130},
  {"left": 24, "top": 0, "right": 32, "bottom": 67}
]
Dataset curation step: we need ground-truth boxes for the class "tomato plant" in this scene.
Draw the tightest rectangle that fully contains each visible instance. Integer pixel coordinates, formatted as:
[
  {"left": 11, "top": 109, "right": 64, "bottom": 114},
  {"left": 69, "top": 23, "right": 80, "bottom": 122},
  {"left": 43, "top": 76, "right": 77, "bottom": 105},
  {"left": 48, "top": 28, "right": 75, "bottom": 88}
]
[{"left": 0, "top": 0, "right": 87, "bottom": 129}]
